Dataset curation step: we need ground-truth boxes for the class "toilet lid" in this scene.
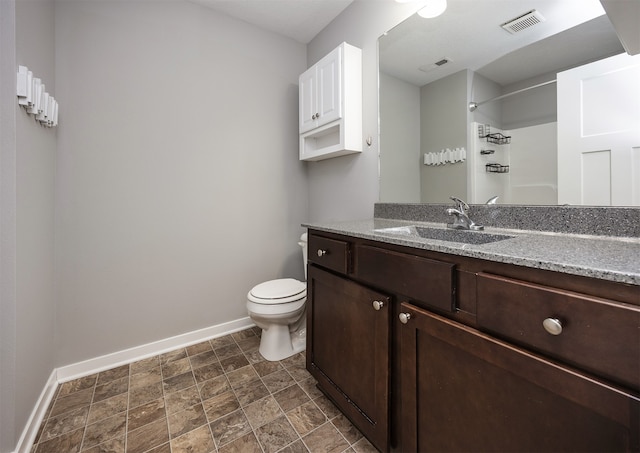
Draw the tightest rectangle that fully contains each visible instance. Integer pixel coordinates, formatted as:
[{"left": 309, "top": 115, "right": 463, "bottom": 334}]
[{"left": 249, "top": 278, "right": 306, "bottom": 305}]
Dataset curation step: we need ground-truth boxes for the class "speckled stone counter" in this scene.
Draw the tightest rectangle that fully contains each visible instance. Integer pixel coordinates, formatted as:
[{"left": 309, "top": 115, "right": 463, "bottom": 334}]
[{"left": 303, "top": 217, "right": 640, "bottom": 286}]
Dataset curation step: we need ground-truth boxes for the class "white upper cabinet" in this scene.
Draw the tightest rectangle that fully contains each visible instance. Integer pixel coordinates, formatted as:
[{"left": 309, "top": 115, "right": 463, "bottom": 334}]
[{"left": 299, "top": 43, "right": 362, "bottom": 161}]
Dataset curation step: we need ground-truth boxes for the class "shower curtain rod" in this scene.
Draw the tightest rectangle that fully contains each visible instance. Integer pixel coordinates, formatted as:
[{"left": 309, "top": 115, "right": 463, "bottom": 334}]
[{"left": 468, "top": 79, "right": 557, "bottom": 112}]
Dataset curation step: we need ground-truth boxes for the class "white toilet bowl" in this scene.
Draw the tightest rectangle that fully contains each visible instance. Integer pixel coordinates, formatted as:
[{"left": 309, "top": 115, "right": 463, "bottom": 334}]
[{"left": 247, "top": 278, "right": 307, "bottom": 361}]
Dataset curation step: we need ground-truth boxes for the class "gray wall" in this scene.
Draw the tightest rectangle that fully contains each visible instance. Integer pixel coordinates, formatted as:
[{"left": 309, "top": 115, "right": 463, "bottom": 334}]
[
  {"left": 419, "top": 70, "right": 469, "bottom": 203},
  {"left": 54, "top": 0, "right": 308, "bottom": 366},
  {"left": 1, "top": 0, "right": 57, "bottom": 450},
  {"left": 379, "top": 72, "right": 421, "bottom": 203},
  {"left": 306, "top": 1, "right": 417, "bottom": 221}
]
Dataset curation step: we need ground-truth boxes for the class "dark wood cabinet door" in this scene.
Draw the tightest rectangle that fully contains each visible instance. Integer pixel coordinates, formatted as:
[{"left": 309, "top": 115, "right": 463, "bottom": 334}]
[
  {"left": 399, "top": 302, "right": 640, "bottom": 453},
  {"left": 307, "top": 265, "right": 391, "bottom": 452}
]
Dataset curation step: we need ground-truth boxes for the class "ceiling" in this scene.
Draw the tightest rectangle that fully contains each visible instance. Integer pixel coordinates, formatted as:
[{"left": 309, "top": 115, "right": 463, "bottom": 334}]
[
  {"left": 379, "top": 0, "right": 622, "bottom": 87},
  {"left": 191, "top": 0, "right": 354, "bottom": 44}
]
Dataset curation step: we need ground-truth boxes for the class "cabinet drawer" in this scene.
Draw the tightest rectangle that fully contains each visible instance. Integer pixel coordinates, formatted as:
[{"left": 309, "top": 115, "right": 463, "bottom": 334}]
[
  {"left": 308, "top": 234, "right": 350, "bottom": 274},
  {"left": 477, "top": 272, "right": 640, "bottom": 390},
  {"left": 355, "top": 245, "right": 455, "bottom": 312}
]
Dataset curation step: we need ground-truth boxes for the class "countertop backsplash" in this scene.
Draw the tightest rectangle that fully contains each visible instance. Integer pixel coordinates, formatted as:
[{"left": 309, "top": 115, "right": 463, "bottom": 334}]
[{"left": 374, "top": 203, "right": 640, "bottom": 238}]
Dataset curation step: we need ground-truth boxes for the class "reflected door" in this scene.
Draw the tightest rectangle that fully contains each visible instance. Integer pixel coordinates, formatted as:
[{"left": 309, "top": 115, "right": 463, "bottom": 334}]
[{"left": 557, "top": 52, "right": 640, "bottom": 206}]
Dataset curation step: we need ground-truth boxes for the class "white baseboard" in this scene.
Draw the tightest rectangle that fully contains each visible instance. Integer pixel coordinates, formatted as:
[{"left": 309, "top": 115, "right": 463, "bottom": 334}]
[
  {"left": 13, "top": 369, "right": 58, "bottom": 453},
  {"left": 57, "top": 316, "right": 254, "bottom": 383},
  {"left": 13, "top": 317, "right": 254, "bottom": 453}
]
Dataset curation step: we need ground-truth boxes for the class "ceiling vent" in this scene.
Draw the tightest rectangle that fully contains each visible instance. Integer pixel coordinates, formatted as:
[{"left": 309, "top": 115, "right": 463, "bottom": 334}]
[
  {"left": 419, "top": 57, "right": 452, "bottom": 73},
  {"left": 501, "top": 10, "right": 546, "bottom": 34}
]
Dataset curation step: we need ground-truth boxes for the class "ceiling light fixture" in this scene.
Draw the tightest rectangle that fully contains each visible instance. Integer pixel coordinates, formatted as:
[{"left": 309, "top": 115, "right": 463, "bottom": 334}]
[{"left": 417, "top": 0, "right": 447, "bottom": 18}]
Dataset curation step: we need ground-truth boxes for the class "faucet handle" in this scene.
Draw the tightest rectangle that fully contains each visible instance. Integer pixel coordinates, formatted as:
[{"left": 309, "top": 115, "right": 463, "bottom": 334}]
[{"left": 449, "top": 196, "right": 469, "bottom": 213}]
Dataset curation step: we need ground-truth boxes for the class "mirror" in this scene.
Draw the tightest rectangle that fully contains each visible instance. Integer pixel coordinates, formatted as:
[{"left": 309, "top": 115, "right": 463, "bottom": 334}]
[{"left": 379, "top": 0, "right": 639, "bottom": 206}]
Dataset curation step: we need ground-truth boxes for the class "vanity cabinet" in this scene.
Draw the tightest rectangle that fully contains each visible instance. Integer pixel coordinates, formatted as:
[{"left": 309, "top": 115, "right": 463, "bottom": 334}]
[
  {"left": 299, "top": 42, "right": 362, "bottom": 161},
  {"left": 305, "top": 229, "right": 640, "bottom": 453},
  {"left": 307, "top": 265, "right": 391, "bottom": 451},
  {"left": 399, "top": 304, "right": 638, "bottom": 452}
]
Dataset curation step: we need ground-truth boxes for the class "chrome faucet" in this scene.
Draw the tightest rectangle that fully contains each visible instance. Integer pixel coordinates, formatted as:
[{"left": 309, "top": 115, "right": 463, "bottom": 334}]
[{"left": 446, "top": 197, "right": 484, "bottom": 230}]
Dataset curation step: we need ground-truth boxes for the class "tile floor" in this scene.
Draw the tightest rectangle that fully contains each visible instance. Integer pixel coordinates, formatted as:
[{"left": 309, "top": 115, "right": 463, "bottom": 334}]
[{"left": 32, "top": 327, "right": 379, "bottom": 453}]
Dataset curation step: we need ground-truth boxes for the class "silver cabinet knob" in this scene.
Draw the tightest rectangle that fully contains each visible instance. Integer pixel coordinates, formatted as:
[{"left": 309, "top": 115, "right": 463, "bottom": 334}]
[
  {"left": 372, "top": 300, "right": 384, "bottom": 311},
  {"left": 312, "top": 114, "right": 317, "bottom": 119},
  {"left": 543, "top": 317, "right": 563, "bottom": 335},
  {"left": 399, "top": 313, "right": 411, "bottom": 324},
  {"left": 317, "top": 249, "right": 327, "bottom": 257}
]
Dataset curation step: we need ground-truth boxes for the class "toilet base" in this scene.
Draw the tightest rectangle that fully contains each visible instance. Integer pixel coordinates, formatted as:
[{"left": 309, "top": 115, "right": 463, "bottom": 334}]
[{"left": 258, "top": 324, "right": 306, "bottom": 362}]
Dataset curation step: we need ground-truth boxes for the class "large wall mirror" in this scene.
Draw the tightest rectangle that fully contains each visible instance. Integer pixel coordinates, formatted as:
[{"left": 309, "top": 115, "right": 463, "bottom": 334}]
[{"left": 379, "top": 0, "right": 640, "bottom": 206}]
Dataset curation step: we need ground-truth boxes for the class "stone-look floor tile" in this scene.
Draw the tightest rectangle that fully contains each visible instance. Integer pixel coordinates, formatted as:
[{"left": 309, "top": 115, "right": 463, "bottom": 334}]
[
  {"left": 186, "top": 341, "right": 212, "bottom": 356},
  {"left": 244, "top": 349, "right": 265, "bottom": 364},
  {"left": 81, "top": 435, "right": 124, "bottom": 453},
  {"left": 281, "top": 353, "right": 305, "bottom": 369},
  {"left": 213, "top": 344, "right": 242, "bottom": 361},
  {"left": 143, "top": 443, "right": 171, "bottom": 453},
  {"left": 93, "top": 377, "right": 128, "bottom": 404},
  {"left": 231, "top": 330, "right": 255, "bottom": 342},
  {"left": 235, "top": 336, "right": 260, "bottom": 353},
  {"left": 219, "top": 354, "right": 249, "bottom": 372},
  {"left": 244, "top": 395, "right": 283, "bottom": 429},
  {"left": 202, "top": 391, "right": 239, "bottom": 422},
  {"left": 170, "top": 423, "right": 215, "bottom": 453},
  {"left": 130, "top": 356, "right": 159, "bottom": 375},
  {"left": 255, "top": 415, "right": 300, "bottom": 453},
  {"left": 40, "top": 406, "right": 89, "bottom": 442},
  {"left": 129, "top": 381, "right": 163, "bottom": 409},
  {"left": 96, "top": 365, "right": 129, "bottom": 386},
  {"left": 302, "top": 422, "right": 349, "bottom": 453},
  {"left": 287, "top": 364, "right": 312, "bottom": 383},
  {"left": 163, "top": 371, "right": 195, "bottom": 394},
  {"left": 262, "top": 370, "right": 296, "bottom": 394},
  {"left": 298, "top": 377, "right": 323, "bottom": 399},
  {"left": 161, "top": 357, "right": 192, "bottom": 379},
  {"left": 189, "top": 351, "right": 218, "bottom": 369},
  {"left": 129, "top": 367, "right": 162, "bottom": 391},
  {"left": 278, "top": 439, "right": 309, "bottom": 453},
  {"left": 218, "top": 432, "right": 262, "bottom": 453},
  {"left": 36, "top": 427, "right": 84, "bottom": 453},
  {"left": 313, "top": 394, "right": 342, "bottom": 419},
  {"left": 193, "top": 362, "right": 224, "bottom": 383},
  {"left": 165, "top": 386, "right": 201, "bottom": 415},
  {"left": 351, "top": 437, "right": 379, "bottom": 453},
  {"left": 198, "top": 375, "right": 231, "bottom": 401},
  {"left": 287, "top": 401, "right": 326, "bottom": 437},
  {"left": 253, "top": 360, "right": 283, "bottom": 377},
  {"left": 159, "top": 348, "right": 187, "bottom": 365},
  {"left": 125, "top": 418, "right": 169, "bottom": 453},
  {"left": 50, "top": 387, "right": 94, "bottom": 418},
  {"left": 81, "top": 412, "right": 126, "bottom": 450},
  {"left": 168, "top": 403, "right": 208, "bottom": 439},
  {"left": 209, "top": 335, "right": 234, "bottom": 350},
  {"left": 233, "top": 379, "right": 270, "bottom": 406},
  {"left": 209, "top": 409, "right": 252, "bottom": 448},
  {"left": 331, "top": 413, "right": 363, "bottom": 445},
  {"left": 87, "top": 394, "right": 127, "bottom": 425},
  {"left": 58, "top": 375, "right": 97, "bottom": 397},
  {"left": 127, "top": 398, "right": 166, "bottom": 432},
  {"left": 226, "top": 365, "right": 259, "bottom": 389},
  {"left": 273, "top": 384, "right": 310, "bottom": 413}
]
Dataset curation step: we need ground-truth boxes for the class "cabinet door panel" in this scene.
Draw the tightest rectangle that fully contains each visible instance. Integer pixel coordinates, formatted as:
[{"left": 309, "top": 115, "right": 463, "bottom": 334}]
[
  {"left": 400, "top": 302, "right": 639, "bottom": 453},
  {"left": 317, "top": 47, "right": 342, "bottom": 127},
  {"left": 307, "top": 265, "right": 390, "bottom": 451},
  {"left": 299, "top": 67, "right": 317, "bottom": 133}
]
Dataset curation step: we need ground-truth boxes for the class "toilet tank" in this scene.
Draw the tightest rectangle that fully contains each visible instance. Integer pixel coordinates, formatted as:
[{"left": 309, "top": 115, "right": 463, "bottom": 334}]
[{"left": 299, "top": 233, "right": 308, "bottom": 280}]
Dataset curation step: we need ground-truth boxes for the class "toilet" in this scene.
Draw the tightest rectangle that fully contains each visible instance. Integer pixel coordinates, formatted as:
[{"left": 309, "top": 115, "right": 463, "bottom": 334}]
[{"left": 246, "top": 233, "right": 308, "bottom": 361}]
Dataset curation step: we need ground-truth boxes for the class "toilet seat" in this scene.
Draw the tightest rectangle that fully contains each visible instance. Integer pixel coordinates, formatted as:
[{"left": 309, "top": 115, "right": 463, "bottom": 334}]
[{"left": 248, "top": 278, "right": 306, "bottom": 305}]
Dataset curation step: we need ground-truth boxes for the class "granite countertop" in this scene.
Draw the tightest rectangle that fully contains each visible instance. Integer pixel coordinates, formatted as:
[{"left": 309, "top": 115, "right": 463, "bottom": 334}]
[{"left": 303, "top": 218, "right": 640, "bottom": 286}]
